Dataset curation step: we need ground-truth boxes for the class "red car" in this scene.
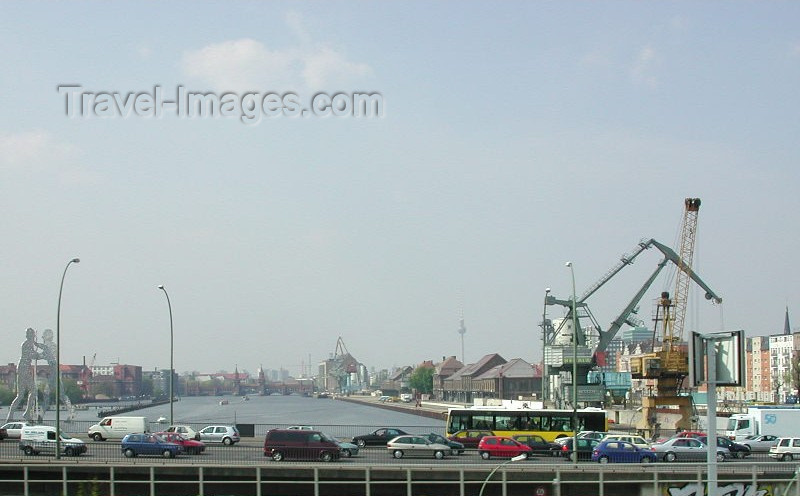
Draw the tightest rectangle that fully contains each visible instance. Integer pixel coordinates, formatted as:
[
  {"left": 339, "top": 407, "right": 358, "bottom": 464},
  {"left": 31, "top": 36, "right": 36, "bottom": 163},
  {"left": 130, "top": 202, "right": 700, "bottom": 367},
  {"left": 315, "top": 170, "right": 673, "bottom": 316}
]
[
  {"left": 477, "top": 436, "right": 533, "bottom": 460},
  {"left": 156, "top": 432, "right": 206, "bottom": 455}
]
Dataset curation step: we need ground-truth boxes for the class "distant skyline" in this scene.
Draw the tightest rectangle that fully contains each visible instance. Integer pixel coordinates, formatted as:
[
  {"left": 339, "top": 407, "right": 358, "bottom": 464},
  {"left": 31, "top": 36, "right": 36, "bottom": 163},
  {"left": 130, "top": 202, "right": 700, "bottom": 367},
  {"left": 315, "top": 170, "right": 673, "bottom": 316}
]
[{"left": 1, "top": 2, "right": 798, "bottom": 375}]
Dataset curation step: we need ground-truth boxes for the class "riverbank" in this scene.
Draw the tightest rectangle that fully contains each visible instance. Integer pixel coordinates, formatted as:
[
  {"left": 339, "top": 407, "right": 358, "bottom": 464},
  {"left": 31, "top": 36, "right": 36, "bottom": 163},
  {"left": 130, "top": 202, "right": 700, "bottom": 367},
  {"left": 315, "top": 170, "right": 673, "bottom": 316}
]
[{"left": 335, "top": 395, "right": 458, "bottom": 421}]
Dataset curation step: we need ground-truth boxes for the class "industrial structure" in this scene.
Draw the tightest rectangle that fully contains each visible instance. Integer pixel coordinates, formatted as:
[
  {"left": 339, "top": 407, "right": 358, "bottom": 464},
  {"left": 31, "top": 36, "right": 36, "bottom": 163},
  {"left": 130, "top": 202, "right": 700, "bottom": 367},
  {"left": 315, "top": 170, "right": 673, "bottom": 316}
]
[{"left": 543, "top": 198, "right": 722, "bottom": 437}]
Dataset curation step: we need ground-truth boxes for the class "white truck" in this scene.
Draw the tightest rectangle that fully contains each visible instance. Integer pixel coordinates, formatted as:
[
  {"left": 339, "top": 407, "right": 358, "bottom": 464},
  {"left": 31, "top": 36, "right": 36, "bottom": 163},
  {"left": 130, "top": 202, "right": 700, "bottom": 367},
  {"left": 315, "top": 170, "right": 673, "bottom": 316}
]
[
  {"left": 724, "top": 407, "right": 800, "bottom": 441},
  {"left": 88, "top": 416, "right": 149, "bottom": 441}
]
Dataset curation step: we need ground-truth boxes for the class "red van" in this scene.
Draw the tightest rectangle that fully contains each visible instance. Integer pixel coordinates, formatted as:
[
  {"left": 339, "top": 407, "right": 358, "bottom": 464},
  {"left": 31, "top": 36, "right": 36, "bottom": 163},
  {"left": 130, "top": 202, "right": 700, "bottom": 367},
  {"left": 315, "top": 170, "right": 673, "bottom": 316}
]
[{"left": 263, "top": 429, "right": 340, "bottom": 462}]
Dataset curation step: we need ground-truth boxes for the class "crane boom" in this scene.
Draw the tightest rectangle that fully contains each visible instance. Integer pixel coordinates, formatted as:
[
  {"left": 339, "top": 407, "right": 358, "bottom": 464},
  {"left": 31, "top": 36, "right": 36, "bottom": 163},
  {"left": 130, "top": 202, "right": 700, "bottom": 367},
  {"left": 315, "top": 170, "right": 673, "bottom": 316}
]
[{"left": 670, "top": 198, "right": 701, "bottom": 344}]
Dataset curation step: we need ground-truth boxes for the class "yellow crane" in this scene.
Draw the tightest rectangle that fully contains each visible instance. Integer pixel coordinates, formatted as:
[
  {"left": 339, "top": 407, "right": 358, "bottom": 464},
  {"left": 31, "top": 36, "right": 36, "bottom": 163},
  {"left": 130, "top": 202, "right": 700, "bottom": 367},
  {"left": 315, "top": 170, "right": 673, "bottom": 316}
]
[{"left": 631, "top": 198, "right": 720, "bottom": 438}]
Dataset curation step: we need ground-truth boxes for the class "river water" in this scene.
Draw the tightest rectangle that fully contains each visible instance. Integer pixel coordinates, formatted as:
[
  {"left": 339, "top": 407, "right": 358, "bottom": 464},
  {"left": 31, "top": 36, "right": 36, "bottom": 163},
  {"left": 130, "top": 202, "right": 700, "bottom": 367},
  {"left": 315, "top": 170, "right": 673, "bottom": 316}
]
[{"left": 30, "top": 395, "right": 445, "bottom": 434}]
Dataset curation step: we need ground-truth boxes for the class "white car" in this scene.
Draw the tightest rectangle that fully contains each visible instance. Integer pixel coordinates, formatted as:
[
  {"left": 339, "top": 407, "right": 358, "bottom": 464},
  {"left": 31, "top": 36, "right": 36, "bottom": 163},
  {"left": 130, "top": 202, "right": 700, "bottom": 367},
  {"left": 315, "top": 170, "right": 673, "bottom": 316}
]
[
  {"left": 386, "top": 435, "right": 450, "bottom": 459},
  {"left": 165, "top": 425, "right": 200, "bottom": 440},
  {"left": 602, "top": 434, "right": 651, "bottom": 449},
  {"left": 769, "top": 437, "right": 800, "bottom": 461},
  {"left": 0, "top": 421, "right": 29, "bottom": 439},
  {"left": 287, "top": 425, "right": 314, "bottom": 430}
]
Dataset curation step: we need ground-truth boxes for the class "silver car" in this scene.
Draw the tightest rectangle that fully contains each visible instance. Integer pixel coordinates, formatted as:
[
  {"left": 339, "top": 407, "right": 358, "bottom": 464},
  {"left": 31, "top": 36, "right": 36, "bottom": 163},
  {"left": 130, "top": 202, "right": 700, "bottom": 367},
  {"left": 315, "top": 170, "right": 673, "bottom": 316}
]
[
  {"left": 741, "top": 434, "right": 779, "bottom": 453},
  {"left": 652, "top": 437, "right": 727, "bottom": 462},
  {"left": 198, "top": 425, "right": 240, "bottom": 445},
  {"left": 387, "top": 435, "right": 450, "bottom": 459}
]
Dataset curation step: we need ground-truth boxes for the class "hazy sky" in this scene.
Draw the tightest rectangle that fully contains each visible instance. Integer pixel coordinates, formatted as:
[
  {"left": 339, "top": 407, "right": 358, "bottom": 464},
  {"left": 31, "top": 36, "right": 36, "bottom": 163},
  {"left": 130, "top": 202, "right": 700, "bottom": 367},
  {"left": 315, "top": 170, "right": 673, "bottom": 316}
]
[{"left": 1, "top": 2, "right": 798, "bottom": 377}]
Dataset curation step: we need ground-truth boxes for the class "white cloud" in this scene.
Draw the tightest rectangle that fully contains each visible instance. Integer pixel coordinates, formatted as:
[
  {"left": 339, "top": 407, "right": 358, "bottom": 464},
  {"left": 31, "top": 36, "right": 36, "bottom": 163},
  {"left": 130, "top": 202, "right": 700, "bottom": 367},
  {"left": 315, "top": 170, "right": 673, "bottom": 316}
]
[
  {"left": 181, "top": 14, "right": 372, "bottom": 91},
  {"left": 630, "top": 44, "right": 658, "bottom": 88},
  {"left": 0, "top": 130, "right": 78, "bottom": 169}
]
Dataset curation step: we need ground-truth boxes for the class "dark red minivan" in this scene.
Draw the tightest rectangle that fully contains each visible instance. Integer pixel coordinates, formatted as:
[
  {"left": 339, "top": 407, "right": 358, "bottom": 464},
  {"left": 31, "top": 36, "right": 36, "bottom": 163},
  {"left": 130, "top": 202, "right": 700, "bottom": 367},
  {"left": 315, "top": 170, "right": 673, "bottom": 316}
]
[{"left": 263, "top": 429, "right": 341, "bottom": 462}]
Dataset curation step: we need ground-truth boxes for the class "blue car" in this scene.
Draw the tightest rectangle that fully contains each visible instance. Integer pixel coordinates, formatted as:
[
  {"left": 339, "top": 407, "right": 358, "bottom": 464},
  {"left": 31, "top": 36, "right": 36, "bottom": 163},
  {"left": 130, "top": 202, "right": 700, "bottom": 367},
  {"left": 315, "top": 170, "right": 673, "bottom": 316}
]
[
  {"left": 121, "top": 433, "right": 183, "bottom": 458},
  {"left": 591, "top": 440, "right": 657, "bottom": 464}
]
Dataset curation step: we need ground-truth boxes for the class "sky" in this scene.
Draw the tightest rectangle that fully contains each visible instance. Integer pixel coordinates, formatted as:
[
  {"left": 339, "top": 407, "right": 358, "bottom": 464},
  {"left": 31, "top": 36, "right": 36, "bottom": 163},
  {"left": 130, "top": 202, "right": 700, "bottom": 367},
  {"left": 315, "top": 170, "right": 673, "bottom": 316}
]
[{"left": 1, "top": 2, "right": 798, "bottom": 377}]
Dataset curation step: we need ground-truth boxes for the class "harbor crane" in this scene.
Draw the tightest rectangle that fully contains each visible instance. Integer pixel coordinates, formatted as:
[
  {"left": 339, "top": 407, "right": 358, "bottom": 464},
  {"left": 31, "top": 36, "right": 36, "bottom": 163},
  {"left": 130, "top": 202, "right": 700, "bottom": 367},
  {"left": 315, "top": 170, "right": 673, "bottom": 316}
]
[
  {"left": 629, "top": 198, "right": 721, "bottom": 438},
  {"left": 544, "top": 200, "right": 721, "bottom": 428}
]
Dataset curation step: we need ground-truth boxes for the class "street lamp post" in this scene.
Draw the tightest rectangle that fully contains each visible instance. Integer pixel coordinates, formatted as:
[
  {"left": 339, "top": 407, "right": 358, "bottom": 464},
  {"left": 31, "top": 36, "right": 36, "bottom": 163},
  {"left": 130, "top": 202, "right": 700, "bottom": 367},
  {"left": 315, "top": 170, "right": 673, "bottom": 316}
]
[
  {"left": 566, "top": 261, "right": 578, "bottom": 465},
  {"left": 56, "top": 257, "right": 80, "bottom": 460},
  {"left": 157, "top": 285, "right": 174, "bottom": 426},
  {"left": 541, "top": 288, "right": 551, "bottom": 404},
  {"left": 478, "top": 453, "right": 528, "bottom": 496}
]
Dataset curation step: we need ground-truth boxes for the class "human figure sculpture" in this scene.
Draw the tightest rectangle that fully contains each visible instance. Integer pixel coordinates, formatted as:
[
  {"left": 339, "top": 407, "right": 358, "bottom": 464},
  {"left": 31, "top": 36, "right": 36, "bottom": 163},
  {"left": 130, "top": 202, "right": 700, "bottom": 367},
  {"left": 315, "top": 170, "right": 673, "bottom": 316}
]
[
  {"left": 6, "top": 328, "right": 41, "bottom": 422},
  {"left": 39, "top": 328, "right": 73, "bottom": 420}
]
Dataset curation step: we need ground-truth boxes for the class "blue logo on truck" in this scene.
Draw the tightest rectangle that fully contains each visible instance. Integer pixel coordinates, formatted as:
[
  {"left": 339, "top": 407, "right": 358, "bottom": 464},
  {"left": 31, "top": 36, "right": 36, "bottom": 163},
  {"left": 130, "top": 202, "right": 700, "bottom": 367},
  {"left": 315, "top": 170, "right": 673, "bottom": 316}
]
[{"left": 765, "top": 414, "right": 777, "bottom": 424}]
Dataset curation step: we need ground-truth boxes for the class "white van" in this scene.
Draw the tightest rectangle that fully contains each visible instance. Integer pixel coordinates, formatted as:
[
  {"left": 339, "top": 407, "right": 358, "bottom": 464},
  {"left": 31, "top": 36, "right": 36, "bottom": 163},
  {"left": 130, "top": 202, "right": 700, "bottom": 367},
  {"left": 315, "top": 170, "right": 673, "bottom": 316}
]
[
  {"left": 88, "top": 416, "right": 149, "bottom": 441},
  {"left": 20, "top": 425, "right": 87, "bottom": 456}
]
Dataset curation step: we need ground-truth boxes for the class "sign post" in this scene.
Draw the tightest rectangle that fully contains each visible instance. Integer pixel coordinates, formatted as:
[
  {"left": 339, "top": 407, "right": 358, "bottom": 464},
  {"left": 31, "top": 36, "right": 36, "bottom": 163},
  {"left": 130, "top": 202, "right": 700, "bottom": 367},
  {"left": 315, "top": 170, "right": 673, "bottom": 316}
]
[{"left": 689, "top": 330, "right": 744, "bottom": 496}]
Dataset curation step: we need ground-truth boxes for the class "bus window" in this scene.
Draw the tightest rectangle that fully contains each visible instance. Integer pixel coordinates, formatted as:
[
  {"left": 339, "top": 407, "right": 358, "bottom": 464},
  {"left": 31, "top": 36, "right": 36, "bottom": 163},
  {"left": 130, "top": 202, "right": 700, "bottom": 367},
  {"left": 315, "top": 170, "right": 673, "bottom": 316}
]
[{"left": 473, "top": 415, "right": 492, "bottom": 429}]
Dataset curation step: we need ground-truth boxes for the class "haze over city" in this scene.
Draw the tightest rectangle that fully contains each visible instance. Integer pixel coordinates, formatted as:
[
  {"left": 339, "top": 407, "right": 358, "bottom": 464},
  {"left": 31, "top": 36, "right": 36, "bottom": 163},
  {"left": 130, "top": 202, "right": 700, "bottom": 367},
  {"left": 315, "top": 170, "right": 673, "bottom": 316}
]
[{"left": 1, "top": 2, "right": 798, "bottom": 376}]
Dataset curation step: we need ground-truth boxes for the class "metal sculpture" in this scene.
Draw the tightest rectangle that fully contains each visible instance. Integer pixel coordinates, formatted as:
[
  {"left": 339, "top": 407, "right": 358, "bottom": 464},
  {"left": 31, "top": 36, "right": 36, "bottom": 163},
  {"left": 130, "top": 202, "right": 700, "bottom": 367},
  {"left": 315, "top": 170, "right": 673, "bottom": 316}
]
[
  {"left": 40, "top": 328, "right": 73, "bottom": 420},
  {"left": 6, "top": 328, "right": 41, "bottom": 422}
]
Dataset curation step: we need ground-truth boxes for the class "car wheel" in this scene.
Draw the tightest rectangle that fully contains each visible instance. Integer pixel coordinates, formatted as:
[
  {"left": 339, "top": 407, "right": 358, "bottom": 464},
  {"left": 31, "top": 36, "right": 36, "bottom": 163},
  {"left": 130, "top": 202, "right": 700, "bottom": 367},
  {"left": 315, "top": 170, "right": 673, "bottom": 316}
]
[
  {"left": 599, "top": 456, "right": 609, "bottom": 464},
  {"left": 480, "top": 451, "right": 491, "bottom": 460},
  {"left": 321, "top": 451, "right": 333, "bottom": 462},
  {"left": 223, "top": 437, "right": 233, "bottom": 446},
  {"left": 641, "top": 456, "right": 652, "bottom": 463},
  {"left": 124, "top": 448, "right": 135, "bottom": 458},
  {"left": 434, "top": 450, "right": 445, "bottom": 459},
  {"left": 342, "top": 449, "right": 352, "bottom": 458},
  {"left": 716, "top": 452, "right": 725, "bottom": 463},
  {"left": 92, "top": 433, "right": 104, "bottom": 442},
  {"left": 65, "top": 447, "right": 74, "bottom": 456},
  {"left": 272, "top": 451, "right": 284, "bottom": 462},
  {"left": 783, "top": 453, "right": 792, "bottom": 462},
  {"left": 24, "top": 446, "right": 34, "bottom": 456},
  {"left": 393, "top": 450, "right": 404, "bottom": 459},
  {"left": 356, "top": 439, "right": 366, "bottom": 448},
  {"left": 664, "top": 452, "right": 677, "bottom": 462},
  {"left": 163, "top": 449, "right": 175, "bottom": 458}
]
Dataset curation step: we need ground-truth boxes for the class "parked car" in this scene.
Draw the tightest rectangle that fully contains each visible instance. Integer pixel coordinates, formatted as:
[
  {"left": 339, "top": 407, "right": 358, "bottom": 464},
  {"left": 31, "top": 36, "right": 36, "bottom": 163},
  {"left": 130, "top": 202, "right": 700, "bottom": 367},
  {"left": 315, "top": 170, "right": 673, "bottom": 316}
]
[
  {"left": 477, "top": 436, "right": 533, "bottom": 460},
  {"left": 352, "top": 428, "right": 409, "bottom": 447},
  {"left": 447, "top": 429, "right": 495, "bottom": 449},
  {"left": 769, "top": 437, "right": 800, "bottom": 461},
  {"left": 652, "top": 437, "right": 727, "bottom": 462},
  {"left": 591, "top": 440, "right": 657, "bottom": 464},
  {"left": 386, "top": 435, "right": 451, "bottom": 459},
  {"left": 165, "top": 425, "right": 200, "bottom": 441},
  {"left": 513, "top": 434, "right": 561, "bottom": 456},
  {"left": 121, "top": 433, "right": 182, "bottom": 458},
  {"left": 601, "top": 434, "right": 651, "bottom": 450},
  {"left": 287, "top": 425, "right": 314, "bottom": 430},
  {"left": 740, "top": 434, "right": 779, "bottom": 453},
  {"left": 425, "top": 433, "right": 464, "bottom": 455},
  {"left": 198, "top": 425, "right": 240, "bottom": 445},
  {"left": 156, "top": 432, "right": 206, "bottom": 454},
  {"left": 557, "top": 438, "right": 600, "bottom": 461},
  {"left": 0, "top": 422, "right": 28, "bottom": 440},
  {"left": 263, "top": 429, "right": 340, "bottom": 462},
  {"left": 697, "top": 436, "right": 750, "bottom": 459}
]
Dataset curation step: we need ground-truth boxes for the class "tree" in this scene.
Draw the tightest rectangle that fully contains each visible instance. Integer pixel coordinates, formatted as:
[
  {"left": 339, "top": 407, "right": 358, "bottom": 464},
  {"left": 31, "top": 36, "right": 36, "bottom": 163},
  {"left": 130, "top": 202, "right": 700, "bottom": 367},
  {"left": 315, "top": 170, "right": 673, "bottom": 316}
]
[{"left": 409, "top": 366, "right": 434, "bottom": 395}]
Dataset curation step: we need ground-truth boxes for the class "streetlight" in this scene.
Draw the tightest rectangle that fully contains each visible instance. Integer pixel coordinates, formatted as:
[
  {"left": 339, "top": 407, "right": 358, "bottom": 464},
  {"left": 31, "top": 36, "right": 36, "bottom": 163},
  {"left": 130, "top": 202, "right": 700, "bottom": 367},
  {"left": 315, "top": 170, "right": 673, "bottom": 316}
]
[
  {"left": 478, "top": 453, "right": 528, "bottom": 496},
  {"left": 56, "top": 257, "right": 80, "bottom": 460},
  {"left": 566, "top": 261, "right": 578, "bottom": 465},
  {"left": 157, "top": 285, "right": 174, "bottom": 426},
  {"left": 541, "top": 288, "right": 551, "bottom": 404}
]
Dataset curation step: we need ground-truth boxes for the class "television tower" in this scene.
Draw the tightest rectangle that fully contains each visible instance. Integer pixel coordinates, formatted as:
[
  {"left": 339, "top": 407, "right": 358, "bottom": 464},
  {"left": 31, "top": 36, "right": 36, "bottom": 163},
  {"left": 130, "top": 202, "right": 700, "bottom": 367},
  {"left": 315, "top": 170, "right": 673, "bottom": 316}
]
[{"left": 457, "top": 309, "right": 467, "bottom": 364}]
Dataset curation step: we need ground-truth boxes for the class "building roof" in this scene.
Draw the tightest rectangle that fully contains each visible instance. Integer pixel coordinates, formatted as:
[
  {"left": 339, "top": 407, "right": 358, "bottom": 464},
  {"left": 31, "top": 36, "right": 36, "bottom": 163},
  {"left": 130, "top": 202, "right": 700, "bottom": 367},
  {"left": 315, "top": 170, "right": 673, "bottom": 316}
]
[{"left": 474, "top": 358, "right": 536, "bottom": 380}]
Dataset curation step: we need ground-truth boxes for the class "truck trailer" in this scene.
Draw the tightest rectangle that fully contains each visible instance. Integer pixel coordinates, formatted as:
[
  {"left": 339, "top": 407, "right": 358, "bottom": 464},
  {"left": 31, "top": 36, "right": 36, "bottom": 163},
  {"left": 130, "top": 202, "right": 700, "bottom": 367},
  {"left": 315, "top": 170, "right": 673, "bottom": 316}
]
[{"left": 724, "top": 407, "right": 800, "bottom": 441}]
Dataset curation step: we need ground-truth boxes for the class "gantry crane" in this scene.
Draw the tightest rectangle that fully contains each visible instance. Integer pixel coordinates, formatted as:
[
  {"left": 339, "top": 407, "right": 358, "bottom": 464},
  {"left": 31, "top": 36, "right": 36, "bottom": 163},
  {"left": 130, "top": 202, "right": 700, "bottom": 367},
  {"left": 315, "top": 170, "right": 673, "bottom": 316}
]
[{"left": 630, "top": 198, "right": 721, "bottom": 438}]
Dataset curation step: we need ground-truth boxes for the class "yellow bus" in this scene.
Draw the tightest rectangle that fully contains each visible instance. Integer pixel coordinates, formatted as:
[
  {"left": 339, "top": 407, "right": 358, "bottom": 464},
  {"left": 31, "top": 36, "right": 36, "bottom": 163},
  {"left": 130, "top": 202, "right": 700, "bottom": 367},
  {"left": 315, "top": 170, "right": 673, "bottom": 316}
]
[{"left": 445, "top": 406, "right": 607, "bottom": 442}]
